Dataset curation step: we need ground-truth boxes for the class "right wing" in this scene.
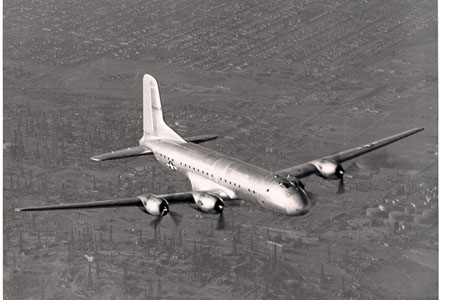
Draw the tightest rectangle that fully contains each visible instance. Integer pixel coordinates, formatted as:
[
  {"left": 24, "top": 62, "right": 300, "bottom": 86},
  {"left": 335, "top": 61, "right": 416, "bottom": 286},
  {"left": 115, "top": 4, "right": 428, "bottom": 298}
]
[
  {"left": 15, "top": 192, "right": 195, "bottom": 212},
  {"left": 90, "top": 134, "right": 218, "bottom": 161},
  {"left": 276, "top": 127, "right": 424, "bottom": 179}
]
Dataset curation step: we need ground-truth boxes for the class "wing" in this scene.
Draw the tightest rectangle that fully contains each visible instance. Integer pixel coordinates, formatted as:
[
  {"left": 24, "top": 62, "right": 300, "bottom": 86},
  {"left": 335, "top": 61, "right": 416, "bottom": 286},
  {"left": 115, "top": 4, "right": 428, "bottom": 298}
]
[
  {"left": 90, "top": 134, "right": 217, "bottom": 161},
  {"left": 15, "top": 192, "right": 195, "bottom": 212},
  {"left": 276, "top": 127, "right": 424, "bottom": 179},
  {"left": 157, "top": 192, "right": 195, "bottom": 204}
]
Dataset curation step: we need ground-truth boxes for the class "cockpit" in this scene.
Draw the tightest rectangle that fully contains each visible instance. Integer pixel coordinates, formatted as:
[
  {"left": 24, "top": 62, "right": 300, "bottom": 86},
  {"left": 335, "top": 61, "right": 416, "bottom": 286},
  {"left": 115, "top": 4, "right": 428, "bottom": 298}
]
[
  {"left": 278, "top": 178, "right": 292, "bottom": 189},
  {"left": 274, "top": 174, "right": 304, "bottom": 190}
]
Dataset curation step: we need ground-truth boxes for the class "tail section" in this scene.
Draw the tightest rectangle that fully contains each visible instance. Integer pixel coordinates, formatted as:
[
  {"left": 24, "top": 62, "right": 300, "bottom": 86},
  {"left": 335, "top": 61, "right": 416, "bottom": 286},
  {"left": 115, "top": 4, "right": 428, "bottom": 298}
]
[
  {"left": 90, "top": 74, "right": 217, "bottom": 162},
  {"left": 139, "top": 74, "right": 185, "bottom": 145}
]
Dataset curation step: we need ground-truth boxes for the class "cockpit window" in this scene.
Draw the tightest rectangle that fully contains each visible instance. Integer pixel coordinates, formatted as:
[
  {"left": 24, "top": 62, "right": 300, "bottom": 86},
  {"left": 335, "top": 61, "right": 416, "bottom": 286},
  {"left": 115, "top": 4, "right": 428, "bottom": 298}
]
[{"left": 278, "top": 181, "right": 291, "bottom": 189}]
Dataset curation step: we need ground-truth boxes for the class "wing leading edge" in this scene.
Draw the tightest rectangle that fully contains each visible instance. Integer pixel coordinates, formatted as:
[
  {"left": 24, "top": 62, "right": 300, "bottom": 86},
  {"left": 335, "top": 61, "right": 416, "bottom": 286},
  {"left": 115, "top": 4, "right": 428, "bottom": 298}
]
[
  {"left": 15, "top": 198, "right": 143, "bottom": 212},
  {"left": 15, "top": 192, "right": 195, "bottom": 212},
  {"left": 276, "top": 127, "right": 424, "bottom": 179}
]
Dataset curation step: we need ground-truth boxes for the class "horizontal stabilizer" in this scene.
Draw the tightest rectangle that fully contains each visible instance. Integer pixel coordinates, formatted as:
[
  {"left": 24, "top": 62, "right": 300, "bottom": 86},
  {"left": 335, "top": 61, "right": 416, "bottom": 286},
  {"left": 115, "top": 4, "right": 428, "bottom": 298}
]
[
  {"left": 90, "top": 134, "right": 218, "bottom": 161},
  {"left": 90, "top": 146, "right": 152, "bottom": 162},
  {"left": 185, "top": 134, "right": 218, "bottom": 144}
]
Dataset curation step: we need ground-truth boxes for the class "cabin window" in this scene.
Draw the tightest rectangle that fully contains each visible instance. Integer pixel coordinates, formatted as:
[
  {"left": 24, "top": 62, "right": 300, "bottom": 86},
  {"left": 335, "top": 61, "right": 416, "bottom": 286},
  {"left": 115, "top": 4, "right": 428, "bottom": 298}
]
[
  {"left": 225, "top": 179, "right": 227, "bottom": 183},
  {"left": 267, "top": 189, "right": 269, "bottom": 192},
  {"left": 202, "top": 171, "right": 204, "bottom": 174},
  {"left": 253, "top": 190, "right": 255, "bottom": 194}
]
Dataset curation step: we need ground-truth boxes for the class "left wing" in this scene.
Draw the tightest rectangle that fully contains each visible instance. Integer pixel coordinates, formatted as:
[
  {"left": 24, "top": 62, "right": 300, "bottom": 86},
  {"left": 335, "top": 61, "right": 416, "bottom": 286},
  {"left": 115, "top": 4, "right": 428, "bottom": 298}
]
[
  {"left": 15, "top": 198, "right": 143, "bottom": 212},
  {"left": 15, "top": 192, "right": 195, "bottom": 212},
  {"left": 276, "top": 127, "right": 424, "bottom": 179}
]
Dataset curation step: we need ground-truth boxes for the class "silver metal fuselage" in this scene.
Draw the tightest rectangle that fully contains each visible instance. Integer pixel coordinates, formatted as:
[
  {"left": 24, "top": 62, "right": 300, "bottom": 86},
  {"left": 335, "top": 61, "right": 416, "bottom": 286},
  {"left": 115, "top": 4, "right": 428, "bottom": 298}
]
[{"left": 148, "top": 140, "right": 310, "bottom": 216}]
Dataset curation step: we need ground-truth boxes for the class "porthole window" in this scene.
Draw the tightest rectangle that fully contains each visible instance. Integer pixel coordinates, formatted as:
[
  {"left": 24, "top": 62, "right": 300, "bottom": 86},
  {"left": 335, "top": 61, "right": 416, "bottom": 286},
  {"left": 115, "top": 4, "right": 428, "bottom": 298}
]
[{"left": 267, "top": 189, "right": 269, "bottom": 192}]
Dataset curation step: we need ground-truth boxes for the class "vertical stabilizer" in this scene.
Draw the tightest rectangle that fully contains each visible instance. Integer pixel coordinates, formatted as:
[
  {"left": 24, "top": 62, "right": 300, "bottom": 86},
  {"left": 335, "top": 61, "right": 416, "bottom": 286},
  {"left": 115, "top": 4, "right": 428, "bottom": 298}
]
[{"left": 139, "top": 74, "right": 185, "bottom": 145}]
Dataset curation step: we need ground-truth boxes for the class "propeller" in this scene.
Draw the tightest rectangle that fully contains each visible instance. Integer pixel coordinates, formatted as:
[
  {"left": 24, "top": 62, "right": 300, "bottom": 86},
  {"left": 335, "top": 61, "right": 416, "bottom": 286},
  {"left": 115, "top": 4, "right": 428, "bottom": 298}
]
[
  {"left": 214, "top": 199, "right": 226, "bottom": 230},
  {"left": 217, "top": 211, "right": 225, "bottom": 230},
  {"left": 149, "top": 201, "right": 182, "bottom": 229},
  {"left": 336, "top": 166, "right": 345, "bottom": 194},
  {"left": 150, "top": 215, "right": 163, "bottom": 229},
  {"left": 168, "top": 210, "right": 182, "bottom": 227}
]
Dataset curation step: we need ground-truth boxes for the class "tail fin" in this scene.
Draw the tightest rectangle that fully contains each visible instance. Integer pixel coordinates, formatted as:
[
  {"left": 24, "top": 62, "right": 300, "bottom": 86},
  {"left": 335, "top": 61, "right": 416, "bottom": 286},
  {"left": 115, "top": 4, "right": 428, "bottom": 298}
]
[{"left": 139, "top": 74, "right": 185, "bottom": 145}]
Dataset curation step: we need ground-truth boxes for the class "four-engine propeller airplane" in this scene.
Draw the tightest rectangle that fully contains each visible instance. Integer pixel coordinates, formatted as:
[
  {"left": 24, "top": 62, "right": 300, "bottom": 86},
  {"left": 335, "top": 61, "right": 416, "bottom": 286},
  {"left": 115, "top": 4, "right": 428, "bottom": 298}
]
[{"left": 16, "top": 74, "right": 424, "bottom": 229}]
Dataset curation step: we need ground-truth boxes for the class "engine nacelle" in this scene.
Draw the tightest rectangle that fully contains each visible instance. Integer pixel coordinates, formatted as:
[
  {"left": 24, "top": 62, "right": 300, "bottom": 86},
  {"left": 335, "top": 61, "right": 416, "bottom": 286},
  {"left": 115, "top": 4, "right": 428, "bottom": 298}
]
[
  {"left": 137, "top": 195, "right": 169, "bottom": 216},
  {"left": 193, "top": 192, "right": 224, "bottom": 214},
  {"left": 312, "top": 159, "right": 344, "bottom": 180}
]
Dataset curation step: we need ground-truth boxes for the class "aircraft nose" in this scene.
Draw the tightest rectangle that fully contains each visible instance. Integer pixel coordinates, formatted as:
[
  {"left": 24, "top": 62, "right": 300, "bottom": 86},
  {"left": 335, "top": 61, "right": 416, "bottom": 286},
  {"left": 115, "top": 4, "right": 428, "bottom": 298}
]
[{"left": 285, "top": 193, "right": 311, "bottom": 216}]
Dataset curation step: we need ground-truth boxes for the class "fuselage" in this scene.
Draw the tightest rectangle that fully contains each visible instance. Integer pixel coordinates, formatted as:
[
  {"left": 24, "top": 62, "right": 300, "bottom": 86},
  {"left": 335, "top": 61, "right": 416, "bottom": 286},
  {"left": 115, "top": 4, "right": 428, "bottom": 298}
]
[{"left": 148, "top": 139, "right": 310, "bottom": 216}]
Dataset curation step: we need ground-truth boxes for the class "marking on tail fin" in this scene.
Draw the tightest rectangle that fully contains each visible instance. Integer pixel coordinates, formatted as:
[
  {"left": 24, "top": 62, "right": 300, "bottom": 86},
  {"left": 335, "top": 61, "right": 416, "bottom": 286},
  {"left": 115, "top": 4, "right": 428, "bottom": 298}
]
[{"left": 139, "top": 74, "right": 185, "bottom": 145}]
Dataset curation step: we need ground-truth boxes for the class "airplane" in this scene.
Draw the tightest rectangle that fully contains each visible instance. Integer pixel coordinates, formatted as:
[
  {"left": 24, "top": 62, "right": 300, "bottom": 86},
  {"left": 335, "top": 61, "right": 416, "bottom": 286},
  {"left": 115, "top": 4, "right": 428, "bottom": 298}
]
[{"left": 16, "top": 74, "right": 424, "bottom": 229}]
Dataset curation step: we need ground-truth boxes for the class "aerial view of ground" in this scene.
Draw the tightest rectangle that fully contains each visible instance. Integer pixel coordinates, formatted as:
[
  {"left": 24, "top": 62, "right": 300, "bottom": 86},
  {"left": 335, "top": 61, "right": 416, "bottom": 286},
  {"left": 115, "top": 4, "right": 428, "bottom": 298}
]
[{"left": 3, "top": 0, "right": 437, "bottom": 299}]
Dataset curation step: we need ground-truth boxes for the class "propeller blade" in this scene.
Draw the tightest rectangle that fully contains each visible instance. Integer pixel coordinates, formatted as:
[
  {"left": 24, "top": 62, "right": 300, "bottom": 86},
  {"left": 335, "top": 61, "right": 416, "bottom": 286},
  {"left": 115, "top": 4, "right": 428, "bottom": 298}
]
[
  {"left": 337, "top": 177, "right": 345, "bottom": 194},
  {"left": 150, "top": 216, "right": 163, "bottom": 229},
  {"left": 216, "top": 212, "right": 225, "bottom": 230},
  {"left": 169, "top": 211, "right": 182, "bottom": 227}
]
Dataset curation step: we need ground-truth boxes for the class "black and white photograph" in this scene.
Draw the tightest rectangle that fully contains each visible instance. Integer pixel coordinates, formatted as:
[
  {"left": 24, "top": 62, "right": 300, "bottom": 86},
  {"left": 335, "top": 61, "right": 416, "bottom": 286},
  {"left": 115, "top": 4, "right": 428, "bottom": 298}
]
[{"left": 3, "top": 0, "right": 438, "bottom": 299}]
